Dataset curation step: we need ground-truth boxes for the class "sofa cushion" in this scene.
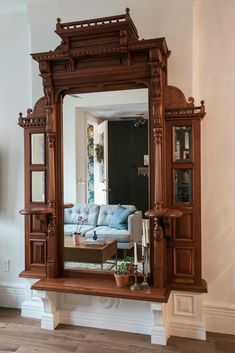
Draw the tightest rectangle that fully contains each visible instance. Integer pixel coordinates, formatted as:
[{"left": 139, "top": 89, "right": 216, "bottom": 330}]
[
  {"left": 64, "top": 224, "right": 95, "bottom": 236},
  {"left": 108, "top": 205, "right": 135, "bottom": 230},
  {"left": 85, "top": 226, "right": 131, "bottom": 243},
  {"left": 64, "top": 203, "right": 100, "bottom": 226},
  {"left": 97, "top": 204, "right": 136, "bottom": 226}
]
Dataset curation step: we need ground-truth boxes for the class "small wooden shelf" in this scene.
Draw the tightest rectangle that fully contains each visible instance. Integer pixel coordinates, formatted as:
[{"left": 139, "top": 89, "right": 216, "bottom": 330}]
[
  {"left": 64, "top": 203, "right": 73, "bottom": 209},
  {"left": 19, "top": 207, "right": 54, "bottom": 215},
  {"left": 145, "top": 208, "right": 182, "bottom": 218},
  {"left": 32, "top": 277, "right": 171, "bottom": 302}
]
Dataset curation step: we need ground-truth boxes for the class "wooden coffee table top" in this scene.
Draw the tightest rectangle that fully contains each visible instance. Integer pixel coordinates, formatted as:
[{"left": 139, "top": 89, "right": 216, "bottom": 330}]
[
  {"left": 64, "top": 238, "right": 117, "bottom": 264},
  {"left": 64, "top": 238, "right": 116, "bottom": 251}
]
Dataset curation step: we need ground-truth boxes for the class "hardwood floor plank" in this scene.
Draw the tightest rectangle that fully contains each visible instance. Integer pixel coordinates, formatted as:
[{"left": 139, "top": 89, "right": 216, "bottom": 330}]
[{"left": 1, "top": 308, "right": 235, "bottom": 353}]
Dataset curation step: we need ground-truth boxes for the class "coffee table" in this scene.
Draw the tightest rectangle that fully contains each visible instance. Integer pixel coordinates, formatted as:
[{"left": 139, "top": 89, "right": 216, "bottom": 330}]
[{"left": 64, "top": 238, "right": 117, "bottom": 270}]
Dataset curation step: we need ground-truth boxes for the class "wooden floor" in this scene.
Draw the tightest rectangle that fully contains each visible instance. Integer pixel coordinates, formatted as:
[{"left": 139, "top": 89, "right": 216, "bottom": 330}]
[{"left": 0, "top": 308, "right": 235, "bottom": 353}]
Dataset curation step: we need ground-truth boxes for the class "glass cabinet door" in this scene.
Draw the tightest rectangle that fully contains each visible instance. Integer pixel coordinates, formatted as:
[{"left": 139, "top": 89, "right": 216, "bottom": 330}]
[
  {"left": 173, "top": 126, "right": 192, "bottom": 162},
  {"left": 31, "top": 171, "right": 45, "bottom": 202},
  {"left": 174, "top": 169, "right": 192, "bottom": 204},
  {"left": 31, "top": 133, "right": 45, "bottom": 165}
]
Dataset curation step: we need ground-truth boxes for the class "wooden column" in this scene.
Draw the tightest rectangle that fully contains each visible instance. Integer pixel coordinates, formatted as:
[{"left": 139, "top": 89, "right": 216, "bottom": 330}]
[
  {"left": 146, "top": 208, "right": 182, "bottom": 288},
  {"left": 148, "top": 48, "right": 166, "bottom": 287},
  {"left": 41, "top": 61, "right": 58, "bottom": 278}
]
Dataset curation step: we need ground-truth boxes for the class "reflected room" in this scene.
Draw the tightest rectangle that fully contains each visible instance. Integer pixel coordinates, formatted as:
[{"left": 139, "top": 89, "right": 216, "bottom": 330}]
[{"left": 63, "top": 89, "right": 150, "bottom": 275}]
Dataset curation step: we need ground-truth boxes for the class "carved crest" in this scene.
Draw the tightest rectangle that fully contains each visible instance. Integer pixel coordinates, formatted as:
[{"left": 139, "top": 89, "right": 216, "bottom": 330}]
[{"left": 18, "top": 97, "right": 46, "bottom": 128}]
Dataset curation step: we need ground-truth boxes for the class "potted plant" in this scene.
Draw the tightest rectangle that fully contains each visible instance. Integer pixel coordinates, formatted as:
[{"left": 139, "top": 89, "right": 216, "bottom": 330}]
[
  {"left": 95, "top": 144, "right": 104, "bottom": 163},
  {"left": 114, "top": 262, "right": 129, "bottom": 287},
  {"left": 73, "top": 216, "right": 88, "bottom": 245},
  {"left": 124, "top": 256, "right": 135, "bottom": 274}
]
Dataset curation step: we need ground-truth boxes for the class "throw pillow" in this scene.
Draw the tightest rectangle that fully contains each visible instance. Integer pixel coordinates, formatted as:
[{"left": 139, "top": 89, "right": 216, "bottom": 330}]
[{"left": 108, "top": 205, "right": 135, "bottom": 230}]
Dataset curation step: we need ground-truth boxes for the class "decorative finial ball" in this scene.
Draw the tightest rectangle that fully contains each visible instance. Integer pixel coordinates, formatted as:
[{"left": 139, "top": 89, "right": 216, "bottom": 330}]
[
  {"left": 126, "top": 8, "right": 130, "bottom": 14},
  {"left": 57, "top": 18, "right": 61, "bottom": 23}
]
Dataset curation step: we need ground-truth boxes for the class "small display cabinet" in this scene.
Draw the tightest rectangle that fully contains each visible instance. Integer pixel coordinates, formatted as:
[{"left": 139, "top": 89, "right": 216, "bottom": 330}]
[{"left": 165, "top": 86, "right": 206, "bottom": 291}]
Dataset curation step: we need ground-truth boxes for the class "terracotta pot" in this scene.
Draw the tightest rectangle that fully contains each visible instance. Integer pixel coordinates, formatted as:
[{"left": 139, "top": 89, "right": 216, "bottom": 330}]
[
  {"left": 73, "top": 233, "right": 81, "bottom": 245},
  {"left": 114, "top": 273, "right": 129, "bottom": 287}
]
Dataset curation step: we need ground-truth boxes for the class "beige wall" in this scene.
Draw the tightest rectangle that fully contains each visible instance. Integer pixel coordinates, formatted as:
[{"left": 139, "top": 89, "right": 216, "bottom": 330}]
[{"left": 198, "top": 0, "right": 235, "bottom": 306}]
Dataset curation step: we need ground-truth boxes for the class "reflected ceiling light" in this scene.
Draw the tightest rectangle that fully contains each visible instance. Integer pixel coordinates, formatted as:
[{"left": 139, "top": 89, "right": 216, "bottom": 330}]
[{"left": 133, "top": 113, "right": 147, "bottom": 128}]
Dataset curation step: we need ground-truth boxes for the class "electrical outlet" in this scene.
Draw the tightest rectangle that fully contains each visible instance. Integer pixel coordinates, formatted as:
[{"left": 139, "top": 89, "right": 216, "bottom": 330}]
[{"left": 2, "top": 259, "right": 10, "bottom": 272}]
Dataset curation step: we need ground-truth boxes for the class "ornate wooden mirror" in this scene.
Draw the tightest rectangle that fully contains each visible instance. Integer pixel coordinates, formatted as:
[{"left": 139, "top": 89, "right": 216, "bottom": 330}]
[{"left": 19, "top": 9, "right": 206, "bottom": 301}]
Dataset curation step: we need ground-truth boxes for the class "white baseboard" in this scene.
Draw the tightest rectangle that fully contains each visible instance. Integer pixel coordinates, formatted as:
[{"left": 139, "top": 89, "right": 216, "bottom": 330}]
[
  {"left": 204, "top": 303, "right": 235, "bottom": 335},
  {"left": 0, "top": 282, "right": 25, "bottom": 309},
  {"left": 60, "top": 308, "right": 152, "bottom": 334},
  {"left": 59, "top": 294, "right": 153, "bottom": 335},
  {"left": 21, "top": 298, "right": 43, "bottom": 319},
  {"left": 170, "top": 321, "right": 206, "bottom": 340}
]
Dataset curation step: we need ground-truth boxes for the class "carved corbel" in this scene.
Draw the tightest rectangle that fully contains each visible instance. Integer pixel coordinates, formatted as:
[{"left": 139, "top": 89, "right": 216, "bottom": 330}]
[
  {"left": 153, "top": 217, "right": 164, "bottom": 241},
  {"left": 66, "top": 57, "right": 75, "bottom": 72},
  {"left": 47, "top": 132, "right": 56, "bottom": 148},
  {"left": 44, "top": 85, "right": 53, "bottom": 106},
  {"left": 120, "top": 29, "right": 128, "bottom": 45},
  {"left": 48, "top": 214, "right": 56, "bottom": 238}
]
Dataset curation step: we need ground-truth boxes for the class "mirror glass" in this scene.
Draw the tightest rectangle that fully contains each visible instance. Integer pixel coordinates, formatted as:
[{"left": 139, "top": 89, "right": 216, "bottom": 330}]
[
  {"left": 63, "top": 89, "right": 150, "bottom": 275},
  {"left": 31, "top": 171, "right": 45, "bottom": 202},
  {"left": 174, "top": 169, "right": 192, "bottom": 204},
  {"left": 173, "top": 126, "right": 192, "bottom": 162},
  {"left": 31, "top": 133, "right": 45, "bottom": 164}
]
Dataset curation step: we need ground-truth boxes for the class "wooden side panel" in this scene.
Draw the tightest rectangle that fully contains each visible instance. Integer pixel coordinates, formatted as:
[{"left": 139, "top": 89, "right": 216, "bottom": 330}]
[
  {"left": 174, "top": 213, "right": 193, "bottom": 241},
  {"left": 165, "top": 118, "right": 203, "bottom": 290},
  {"left": 173, "top": 247, "right": 195, "bottom": 278},
  {"left": 30, "top": 240, "right": 46, "bottom": 265}
]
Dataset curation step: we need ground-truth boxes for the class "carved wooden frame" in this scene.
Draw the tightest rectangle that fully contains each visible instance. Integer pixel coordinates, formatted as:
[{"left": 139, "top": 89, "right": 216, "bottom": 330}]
[{"left": 19, "top": 9, "right": 206, "bottom": 296}]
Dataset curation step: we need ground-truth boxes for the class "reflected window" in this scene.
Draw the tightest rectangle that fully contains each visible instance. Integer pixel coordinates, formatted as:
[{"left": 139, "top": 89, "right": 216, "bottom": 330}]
[{"left": 87, "top": 124, "right": 94, "bottom": 203}]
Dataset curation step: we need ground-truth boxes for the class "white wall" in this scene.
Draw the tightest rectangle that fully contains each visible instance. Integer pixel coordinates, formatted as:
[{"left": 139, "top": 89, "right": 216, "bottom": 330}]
[
  {"left": 27, "top": 0, "right": 196, "bottom": 101},
  {"left": 197, "top": 0, "right": 235, "bottom": 313},
  {"left": 0, "top": 10, "right": 30, "bottom": 288}
]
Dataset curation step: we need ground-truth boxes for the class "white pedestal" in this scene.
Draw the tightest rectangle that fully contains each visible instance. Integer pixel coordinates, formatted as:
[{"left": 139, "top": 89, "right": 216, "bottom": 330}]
[{"left": 21, "top": 279, "right": 206, "bottom": 344}]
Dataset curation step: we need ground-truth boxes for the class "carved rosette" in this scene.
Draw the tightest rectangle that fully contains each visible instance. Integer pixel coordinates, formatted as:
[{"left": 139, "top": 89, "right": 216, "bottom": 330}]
[{"left": 94, "top": 297, "right": 120, "bottom": 309}]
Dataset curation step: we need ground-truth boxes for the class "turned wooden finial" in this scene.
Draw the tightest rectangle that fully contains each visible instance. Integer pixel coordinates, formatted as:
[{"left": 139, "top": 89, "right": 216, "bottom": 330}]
[
  {"left": 56, "top": 18, "right": 62, "bottom": 30},
  {"left": 18, "top": 112, "right": 23, "bottom": 126},
  {"left": 125, "top": 7, "right": 130, "bottom": 19}
]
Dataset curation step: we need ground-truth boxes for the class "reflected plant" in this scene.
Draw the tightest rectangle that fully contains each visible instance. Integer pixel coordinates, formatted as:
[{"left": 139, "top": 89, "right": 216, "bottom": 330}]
[{"left": 75, "top": 216, "right": 88, "bottom": 234}]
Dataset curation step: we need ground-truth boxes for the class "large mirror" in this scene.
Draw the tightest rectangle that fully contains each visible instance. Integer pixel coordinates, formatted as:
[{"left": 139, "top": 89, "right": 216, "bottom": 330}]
[{"left": 63, "top": 89, "right": 150, "bottom": 275}]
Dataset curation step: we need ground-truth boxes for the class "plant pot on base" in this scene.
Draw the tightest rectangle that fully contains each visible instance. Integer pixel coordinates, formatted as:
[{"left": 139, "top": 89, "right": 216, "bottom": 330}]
[
  {"left": 114, "top": 261, "right": 129, "bottom": 287},
  {"left": 73, "top": 233, "right": 81, "bottom": 245},
  {"left": 114, "top": 273, "right": 129, "bottom": 287}
]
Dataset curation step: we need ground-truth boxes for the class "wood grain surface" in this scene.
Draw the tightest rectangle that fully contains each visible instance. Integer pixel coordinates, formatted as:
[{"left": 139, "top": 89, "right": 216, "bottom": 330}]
[{"left": 0, "top": 308, "right": 234, "bottom": 353}]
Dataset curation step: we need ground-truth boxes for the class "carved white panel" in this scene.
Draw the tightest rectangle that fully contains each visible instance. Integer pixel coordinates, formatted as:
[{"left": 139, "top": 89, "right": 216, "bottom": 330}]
[{"left": 174, "top": 293, "right": 195, "bottom": 317}]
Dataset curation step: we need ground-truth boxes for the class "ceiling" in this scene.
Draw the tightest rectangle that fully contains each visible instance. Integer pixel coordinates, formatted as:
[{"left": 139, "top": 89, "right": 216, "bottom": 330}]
[{"left": 66, "top": 89, "right": 148, "bottom": 121}]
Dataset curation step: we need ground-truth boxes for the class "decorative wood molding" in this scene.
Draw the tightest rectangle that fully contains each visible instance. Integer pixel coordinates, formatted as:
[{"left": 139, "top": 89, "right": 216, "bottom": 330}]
[
  {"left": 165, "top": 86, "right": 205, "bottom": 119},
  {"left": 153, "top": 128, "right": 163, "bottom": 144},
  {"left": 47, "top": 133, "right": 56, "bottom": 148},
  {"left": 18, "top": 97, "right": 46, "bottom": 128}
]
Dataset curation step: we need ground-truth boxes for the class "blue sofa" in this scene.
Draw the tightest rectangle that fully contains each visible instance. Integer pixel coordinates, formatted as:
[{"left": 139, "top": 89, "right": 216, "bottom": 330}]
[{"left": 64, "top": 203, "right": 142, "bottom": 250}]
